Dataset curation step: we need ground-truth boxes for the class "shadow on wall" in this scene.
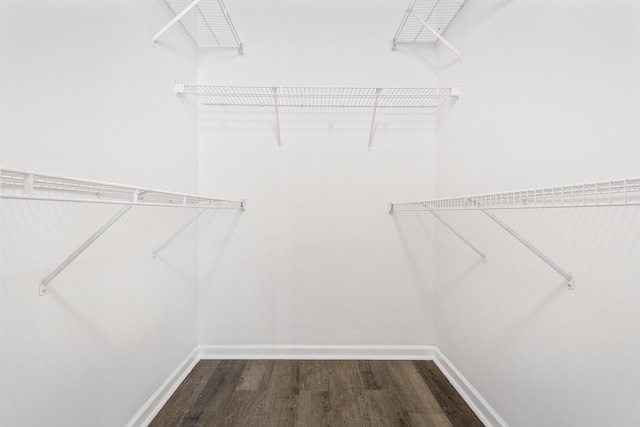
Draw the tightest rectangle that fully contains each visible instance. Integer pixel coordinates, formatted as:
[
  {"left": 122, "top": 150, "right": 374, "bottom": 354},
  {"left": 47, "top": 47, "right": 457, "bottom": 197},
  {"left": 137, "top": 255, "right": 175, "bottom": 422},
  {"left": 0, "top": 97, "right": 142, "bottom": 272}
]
[
  {"left": 198, "top": 209, "right": 244, "bottom": 285},
  {"left": 0, "top": 199, "right": 203, "bottom": 310},
  {"left": 437, "top": 205, "right": 640, "bottom": 348},
  {"left": 436, "top": 0, "right": 521, "bottom": 70},
  {"left": 391, "top": 211, "right": 436, "bottom": 300},
  {"left": 197, "top": 109, "right": 439, "bottom": 132}
]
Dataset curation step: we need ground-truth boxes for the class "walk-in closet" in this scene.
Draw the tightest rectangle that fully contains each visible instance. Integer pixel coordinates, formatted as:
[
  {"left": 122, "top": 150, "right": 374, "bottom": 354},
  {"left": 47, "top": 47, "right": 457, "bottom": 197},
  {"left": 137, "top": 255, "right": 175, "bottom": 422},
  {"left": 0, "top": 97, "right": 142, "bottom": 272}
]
[{"left": 2, "top": 0, "right": 639, "bottom": 426}]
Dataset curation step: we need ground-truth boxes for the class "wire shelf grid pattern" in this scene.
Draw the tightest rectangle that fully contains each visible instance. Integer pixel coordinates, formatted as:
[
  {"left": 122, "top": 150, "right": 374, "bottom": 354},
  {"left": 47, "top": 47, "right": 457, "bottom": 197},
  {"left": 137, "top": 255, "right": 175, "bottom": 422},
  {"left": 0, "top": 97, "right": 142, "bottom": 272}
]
[
  {"left": 391, "top": 178, "right": 640, "bottom": 211},
  {"left": 181, "top": 85, "right": 457, "bottom": 109},
  {"left": 1, "top": 169, "right": 243, "bottom": 209},
  {"left": 393, "top": 0, "right": 466, "bottom": 45},
  {"left": 164, "top": 0, "right": 242, "bottom": 50}
]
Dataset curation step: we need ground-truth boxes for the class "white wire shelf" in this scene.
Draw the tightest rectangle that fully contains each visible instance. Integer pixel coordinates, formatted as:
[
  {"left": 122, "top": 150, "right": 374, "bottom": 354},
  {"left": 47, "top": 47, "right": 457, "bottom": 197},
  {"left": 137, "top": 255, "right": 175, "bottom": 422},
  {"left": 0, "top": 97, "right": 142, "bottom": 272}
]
[
  {"left": 393, "top": 0, "right": 466, "bottom": 45},
  {"left": 177, "top": 84, "right": 459, "bottom": 109},
  {"left": 176, "top": 84, "right": 459, "bottom": 149},
  {"left": 1, "top": 168, "right": 244, "bottom": 296},
  {"left": 155, "top": 0, "right": 243, "bottom": 53},
  {"left": 390, "top": 177, "right": 640, "bottom": 290},
  {"left": 390, "top": 178, "right": 640, "bottom": 212},
  {"left": 1, "top": 168, "right": 244, "bottom": 210}
]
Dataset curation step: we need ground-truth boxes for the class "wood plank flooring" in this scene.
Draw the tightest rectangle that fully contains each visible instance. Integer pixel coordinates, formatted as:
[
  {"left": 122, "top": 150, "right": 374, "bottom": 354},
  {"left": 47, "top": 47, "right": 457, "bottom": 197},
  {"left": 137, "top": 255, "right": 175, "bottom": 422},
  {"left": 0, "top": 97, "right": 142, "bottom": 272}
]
[{"left": 150, "top": 360, "right": 484, "bottom": 427}]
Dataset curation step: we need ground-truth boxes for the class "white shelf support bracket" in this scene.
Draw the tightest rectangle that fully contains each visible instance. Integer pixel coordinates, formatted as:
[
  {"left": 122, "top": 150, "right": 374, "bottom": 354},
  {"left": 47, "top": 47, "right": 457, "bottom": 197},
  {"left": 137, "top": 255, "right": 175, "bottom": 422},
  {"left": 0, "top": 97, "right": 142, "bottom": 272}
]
[
  {"left": 23, "top": 174, "right": 34, "bottom": 195},
  {"left": 481, "top": 209, "right": 575, "bottom": 290},
  {"left": 39, "top": 205, "right": 133, "bottom": 296},
  {"left": 429, "top": 211, "right": 487, "bottom": 264},
  {"left": 368, "top": 88, "right": 382, "bottom": 151},
  {"left": 152, "top": 207, "right": 209, "bottom": 260},
  {"left": 272, "top": 87, "right": 282, "bottom": 150},
  {"left": 152, "top": 0, "right": 203, "bottom": 45},
  {"left": 410, "top": 11, "right": 463, "bottom": 61},
  {"left": 175, "top": 82, "right": 185, "bottom": 95}
]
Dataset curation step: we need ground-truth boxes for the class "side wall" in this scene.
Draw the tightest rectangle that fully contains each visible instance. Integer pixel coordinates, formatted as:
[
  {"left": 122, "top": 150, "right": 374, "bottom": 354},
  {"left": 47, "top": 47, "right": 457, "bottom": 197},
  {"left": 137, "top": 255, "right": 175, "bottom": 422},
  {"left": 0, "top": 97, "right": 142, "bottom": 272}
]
[
  {"left": 196, "top": 0, "right": 440, "bottom": 348},
  {"left": 435, "top": 1, "right": 640, "bottom": 426},
  {"left": 0, "top": 1, "right": 198, "bottom": 426}
]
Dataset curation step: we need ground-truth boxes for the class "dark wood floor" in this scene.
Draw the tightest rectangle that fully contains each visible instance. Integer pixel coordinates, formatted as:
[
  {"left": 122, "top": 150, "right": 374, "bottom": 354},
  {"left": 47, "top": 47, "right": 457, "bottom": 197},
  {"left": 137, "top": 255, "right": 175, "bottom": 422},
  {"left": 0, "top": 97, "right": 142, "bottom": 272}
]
[{"left": 150, "top": 360, "right": 484, "bottom": 427}]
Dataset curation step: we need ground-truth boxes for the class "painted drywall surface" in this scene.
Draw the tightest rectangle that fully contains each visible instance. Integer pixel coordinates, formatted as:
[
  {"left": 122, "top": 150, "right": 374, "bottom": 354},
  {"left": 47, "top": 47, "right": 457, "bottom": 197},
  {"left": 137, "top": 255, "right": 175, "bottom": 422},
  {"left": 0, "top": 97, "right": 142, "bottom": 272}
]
[
  {"left": 196, "top": 0, "right": 439, "bottom": 346},
  {"left": 435, "top": 1, "right": 640, "bottom": 426},
  {"left": 0, "top": 1, "right": 198, "bottom": 426}
]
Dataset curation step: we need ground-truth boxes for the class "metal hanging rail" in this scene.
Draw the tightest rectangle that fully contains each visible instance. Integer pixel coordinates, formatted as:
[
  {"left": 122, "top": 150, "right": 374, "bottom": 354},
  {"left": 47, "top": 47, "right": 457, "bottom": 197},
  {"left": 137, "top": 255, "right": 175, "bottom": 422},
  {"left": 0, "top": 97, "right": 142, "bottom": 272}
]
[
  {"left": 153, "top": 0, "right": 243, "bottom": 54},
  {"left": 392, "top": 0, "right": 466, "bottom": 59},
  {"left": 390, "top": 177, "right": 640, "bottom": 290},
  {"left": 176, "top": 83, "right": 460, "bottom": 148},
  {"left": 1, "top": 168, "right": 244, "bottom": 295}
]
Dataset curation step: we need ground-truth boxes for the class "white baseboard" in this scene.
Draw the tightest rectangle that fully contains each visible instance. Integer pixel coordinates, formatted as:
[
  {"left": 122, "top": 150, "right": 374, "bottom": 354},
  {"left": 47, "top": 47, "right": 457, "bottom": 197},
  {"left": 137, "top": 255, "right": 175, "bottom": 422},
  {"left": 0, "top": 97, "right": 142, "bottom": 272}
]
[
  {"left": 433, "top": 348, "right": 508, "bottom": 427},
  {"left": 128, "top": 345, "right": 506, "bottom": 427},
  {"left": 199, "top": 344, "right": 436, "bottom": 360},
  {"left": 125, "top": 347, "right": 200, "bottom": 427}
]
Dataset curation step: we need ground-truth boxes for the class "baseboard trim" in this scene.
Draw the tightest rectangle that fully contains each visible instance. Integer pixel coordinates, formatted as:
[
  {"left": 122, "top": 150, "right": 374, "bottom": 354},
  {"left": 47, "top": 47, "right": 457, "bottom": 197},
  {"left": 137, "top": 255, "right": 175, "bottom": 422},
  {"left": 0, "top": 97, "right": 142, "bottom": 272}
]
[
  {"left": 433, "top": 348, "right": 508, "bottom": 427},
  {"left": 199, "top": 344, "right": 436, "bottom": 360},
  {"left": 128, "top": 345, "right": 506, "bottom": 427},
  {"left": 125, "top": 347, "right": 200, "bottom": 427}
]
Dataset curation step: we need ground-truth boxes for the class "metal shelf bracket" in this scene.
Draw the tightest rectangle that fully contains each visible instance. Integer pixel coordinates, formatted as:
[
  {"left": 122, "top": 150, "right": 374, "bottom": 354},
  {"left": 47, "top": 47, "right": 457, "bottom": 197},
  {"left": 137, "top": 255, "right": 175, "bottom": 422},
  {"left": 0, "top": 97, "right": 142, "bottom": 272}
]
[
  {"left": 481, "top": 209, "right": 574, "bottom": 290},
  {"left": 409, "top": 11, "right": 463, "bottom": 60},
  {"left": 152, "top": 207, "right": 209, "bottom": 260},
  {"left": 153, "top": 0, "right": 203, "bottom": 45},
  {"left": 367, "top": 88, "right": 383, "bottom": 150},
  {"left": 272, "top": 87, "right": 282, "bottom": 149},
  {"left": 40, "top": 205, "right": 133, "bottom": 295},
  {"left": 430, "top": 210, "right": 487, "bottom": 264},
  {"left": 153, "top": 0, "right": 243, "bottom": 53},
  {"left": 1, "top": 168, "right": 245, "bottom": 295}
]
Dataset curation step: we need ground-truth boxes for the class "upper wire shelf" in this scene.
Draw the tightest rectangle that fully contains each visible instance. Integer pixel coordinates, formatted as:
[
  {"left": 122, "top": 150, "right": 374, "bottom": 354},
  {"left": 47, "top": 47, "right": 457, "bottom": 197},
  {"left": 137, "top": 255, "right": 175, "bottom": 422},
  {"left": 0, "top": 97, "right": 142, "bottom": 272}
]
[
  {"left": 177, "top": 84, "right": 459, "bottom": 109},
  {"left": 390, "top": 178, "right": 640, "bottom": 212},
  {"left": 393, "top": 0, "right": 466, "bottom": 46},
  {"left": 1, "top": 168, "right": 243, "bottom": 210},
  {"left": 155, "top": 0, "right": 243, "bottom": 53}
]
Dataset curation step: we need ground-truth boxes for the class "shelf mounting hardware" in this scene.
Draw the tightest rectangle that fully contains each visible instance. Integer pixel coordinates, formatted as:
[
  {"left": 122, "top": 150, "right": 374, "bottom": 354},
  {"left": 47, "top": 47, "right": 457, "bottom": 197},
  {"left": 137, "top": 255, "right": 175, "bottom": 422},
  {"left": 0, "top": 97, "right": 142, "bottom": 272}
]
[
  {"left": 392, "top": 0, "right": 466, "bottom": 55},
  {"left": 387, "top": 175, "right": 640, "bottom": 290},
  {"left": 368, "top": 88, "right": 383, "bottom": 150},
  {"left": 272, "top": 87, "right": 282, "bottom": 149},
  {"left": 409, "top": 11, "right": 463, "bottom": 60},
  {"left": 40, "top": 205, "right": 133, "bottom": 295},
  {"left": 1, "top": 168, "right": 244, "bottom": 295},
  {"left": 153, "top": 0, "right": 243, "bottom": 54},
  {"left": 153, "top": 207, "right": 208, "bottom": 260},
  {"left": 176, "top": 84, "right": 460, "bottom": 149},
  {"left": 153, "top": 0, "right": 203, "bottom": 45},
  {"left": 430, "top": 210, "right": 487, "bottom": 264},
  {"left": 480, "top": 208, "right": 574, "bottom": 290},
  {"left": 389, "top": 201, "right": 486, "bottom": 263}
]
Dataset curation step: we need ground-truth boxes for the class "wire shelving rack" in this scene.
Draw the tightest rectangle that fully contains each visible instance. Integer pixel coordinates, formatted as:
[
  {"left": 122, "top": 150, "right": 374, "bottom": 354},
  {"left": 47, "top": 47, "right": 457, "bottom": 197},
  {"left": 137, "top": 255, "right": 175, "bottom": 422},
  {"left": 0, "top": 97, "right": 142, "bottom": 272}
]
[
  {"left": 154, "top": 0, "right": 243, "bottom": 53},
  {"left": 392, "top": 0, "right": 466, "bottom": 59},
  {"left": 177, "top": 84, "right": 460, "bottom": 148},
  {"left": 1, "top": 168, "right": 244, "bottom": 295},
  {"left": 389, "top": 177, "right": 640, "bottom": 291}
]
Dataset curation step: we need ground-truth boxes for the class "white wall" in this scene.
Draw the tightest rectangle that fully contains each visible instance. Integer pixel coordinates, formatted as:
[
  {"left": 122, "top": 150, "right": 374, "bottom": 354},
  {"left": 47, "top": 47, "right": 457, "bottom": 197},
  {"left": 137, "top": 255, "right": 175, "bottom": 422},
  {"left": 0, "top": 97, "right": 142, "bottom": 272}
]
[
  {"left": 197, "top": 0, "right": 440, "bottom": 347},
  {"left": 435, "top": 1, "right": 640, "bottom": 426},
  {"left": 0, "top": 1, "right": 199, "bottom": 426}
]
